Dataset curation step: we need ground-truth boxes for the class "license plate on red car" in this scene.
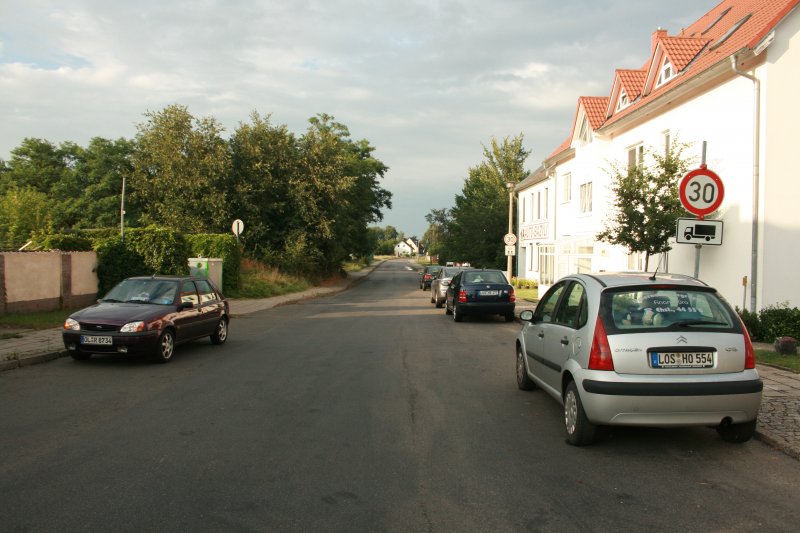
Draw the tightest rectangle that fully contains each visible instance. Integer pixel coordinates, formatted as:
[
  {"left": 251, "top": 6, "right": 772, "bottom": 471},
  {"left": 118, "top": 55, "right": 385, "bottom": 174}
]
[
  {"left": 650, "top": 352, "right": 714, "bottom": 368},
  {"left": 80, "top": 335, "right": 112, "bottom": 345}
]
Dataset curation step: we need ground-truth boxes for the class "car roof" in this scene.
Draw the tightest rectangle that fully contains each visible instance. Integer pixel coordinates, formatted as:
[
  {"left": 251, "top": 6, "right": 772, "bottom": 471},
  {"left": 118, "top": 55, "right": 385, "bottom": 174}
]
[{"left": 565, "top": 272, "right": 710, "bottom": 289}]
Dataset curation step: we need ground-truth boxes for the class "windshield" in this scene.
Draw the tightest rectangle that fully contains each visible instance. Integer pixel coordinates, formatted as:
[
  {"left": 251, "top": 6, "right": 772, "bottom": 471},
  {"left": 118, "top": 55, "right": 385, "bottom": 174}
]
[
  {"left": 103, "top": 279, "right": 178, "bottom": 305},
  {"left": 602, "top": 287, "right": 737, "bottom": 332}
]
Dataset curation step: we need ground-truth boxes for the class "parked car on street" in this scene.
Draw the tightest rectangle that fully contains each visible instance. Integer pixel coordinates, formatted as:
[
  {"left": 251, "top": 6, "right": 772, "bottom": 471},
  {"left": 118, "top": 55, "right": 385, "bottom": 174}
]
[
  {"left": 63, "top": 275, "right": 230, "bottom": 363},
  {"left": 445, "top": 269, "right": 515, "bottom": 322},
  {"left": 515, "top": 272, "right": 762, "bottom": 446},
  {"left": 419, "top": 265, "right": 442, "bottom": 291},
  {"left": 430, "top": 266, "right": 467, "bottom": 308}
]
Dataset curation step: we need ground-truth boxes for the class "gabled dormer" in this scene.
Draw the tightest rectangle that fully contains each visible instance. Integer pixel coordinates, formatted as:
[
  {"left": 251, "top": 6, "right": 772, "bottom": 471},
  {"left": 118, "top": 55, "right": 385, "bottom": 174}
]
[
  {"left": 571, "top": 96, "right": 609, "bottom": 147},
  {"left": 607, "top": 69, "right": 647, "bottom": 117},
  {"left": 643, "top": 31, "right": 710, "bottom": 95}
]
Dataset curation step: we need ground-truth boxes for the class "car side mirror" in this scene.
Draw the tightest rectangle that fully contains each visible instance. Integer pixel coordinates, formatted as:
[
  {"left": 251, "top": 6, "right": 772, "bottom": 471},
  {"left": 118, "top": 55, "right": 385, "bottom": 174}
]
[{"left": 519, "top": 310, "right": 535, "bottom": 322}]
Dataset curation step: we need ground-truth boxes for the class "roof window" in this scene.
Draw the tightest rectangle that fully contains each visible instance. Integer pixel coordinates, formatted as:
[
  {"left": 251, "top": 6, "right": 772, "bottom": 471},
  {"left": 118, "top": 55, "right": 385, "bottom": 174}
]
[
  {"left": 701, "top": 7, "right": 731, "bottom": 35},
  {"left": 616, "top": 90, "right": 630, "bottom": 112},
  {"left": 656, "top": 57, "right": 675, "bottom": 87},
  {"left": 710, "top": 13, "right": 752, "bottom": 51}
]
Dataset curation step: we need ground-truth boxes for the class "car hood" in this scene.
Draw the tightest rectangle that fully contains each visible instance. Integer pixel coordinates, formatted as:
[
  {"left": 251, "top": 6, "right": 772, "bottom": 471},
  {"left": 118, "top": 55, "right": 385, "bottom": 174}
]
[{"left": 71, "top": 302, "right": 174, "bottom": 325}]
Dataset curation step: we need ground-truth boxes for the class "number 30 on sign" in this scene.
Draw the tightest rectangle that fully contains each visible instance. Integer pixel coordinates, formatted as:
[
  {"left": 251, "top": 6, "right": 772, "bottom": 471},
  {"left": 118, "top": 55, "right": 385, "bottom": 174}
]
[{"left": 679, "top": 166, "right": 724, "bottom": 220}]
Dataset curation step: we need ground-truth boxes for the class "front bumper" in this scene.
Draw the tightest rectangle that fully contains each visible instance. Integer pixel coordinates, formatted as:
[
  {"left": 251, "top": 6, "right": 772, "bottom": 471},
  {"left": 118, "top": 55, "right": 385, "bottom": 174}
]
[{"left": 63, "top": 330, "right": 161, "bottom": 356}]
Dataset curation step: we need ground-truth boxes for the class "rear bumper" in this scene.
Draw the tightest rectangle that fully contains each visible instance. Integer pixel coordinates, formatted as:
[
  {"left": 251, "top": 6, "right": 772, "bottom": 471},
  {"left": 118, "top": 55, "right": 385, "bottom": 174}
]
[
  {"left": 457, "top": 302, "right": 515, "bottom": 316},
  {"left": 576, "top": 372, "right": 763, "bottom": 426}
]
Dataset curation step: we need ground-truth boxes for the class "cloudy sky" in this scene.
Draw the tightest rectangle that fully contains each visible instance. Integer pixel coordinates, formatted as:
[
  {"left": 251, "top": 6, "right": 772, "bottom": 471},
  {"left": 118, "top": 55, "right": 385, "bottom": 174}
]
[{"left": 1, "top": 0, "right": 712, "bottom": 237}]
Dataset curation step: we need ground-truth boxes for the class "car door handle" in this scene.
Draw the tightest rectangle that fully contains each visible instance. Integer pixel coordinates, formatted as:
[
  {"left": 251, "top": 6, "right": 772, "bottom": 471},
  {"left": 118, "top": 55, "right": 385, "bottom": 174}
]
[{"left": 561, "top": 337, "right": 569, "bottom": 346}]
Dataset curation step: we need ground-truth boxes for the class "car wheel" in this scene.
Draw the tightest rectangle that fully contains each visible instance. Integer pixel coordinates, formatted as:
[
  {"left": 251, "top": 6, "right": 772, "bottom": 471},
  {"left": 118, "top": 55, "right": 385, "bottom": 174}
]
[
  {"left": 564, "top": 381, "right": 596, "bottom": 446},
  {"left": 453, "top": 304, "right": 463, "bottom": 322},
  {"left": 505, "top": 312, "right": 515, "bottom": 322},
  {"left": 211, "top": 317, "right": 228, "bottom": 345},
  {"left": 717, "top": 419, "right": 757, "bottom": 443},
  {"left": 445, "top": 301, "right": 452, "bottom": 315},
  {"left": 70, "top": 352, "right": 91, "bottom": 361},
  {"left": 435, "top": 297, "right": 443, "bottom": 309},
  {"left": 516, "top": 346, "right": 535, "bottom": 390},
  {"left": 153, "top": 329, "right": 175, "bottom": 364}
]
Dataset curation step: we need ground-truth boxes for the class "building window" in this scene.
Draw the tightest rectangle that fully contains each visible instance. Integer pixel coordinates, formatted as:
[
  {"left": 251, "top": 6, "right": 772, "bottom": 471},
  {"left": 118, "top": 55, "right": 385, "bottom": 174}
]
[
  {"left": 539, "top": 245, "right": 555, "bottom": 285},
  {"left": 656, "top": 56, "right": 674, "bottom": 87},
  {"left": 663, "top": 130, "right": 671, "bottom": 157},
  {"left": 562, "top": 173, "right": 571, "bottom": 203},
  {"left": 544, "top": 187, "right": 549, "bottom": 218},
  {"left": 616, "top": 89, "right": 629, "bottom": 112},
  {"left": 536, "top": 191, "right": 541, "bottom": 219},
  {"left": 578, "top": 115, "right": 592, "bottom": 145},
  {"left": 522, "top": 196, "right": 527, "bottom": 223},
  {"left": 628, "top": 144, "right": 644, "bottom": 169},
  {"left": 579, "top": 182, "right": 593, "bottom": 214}
]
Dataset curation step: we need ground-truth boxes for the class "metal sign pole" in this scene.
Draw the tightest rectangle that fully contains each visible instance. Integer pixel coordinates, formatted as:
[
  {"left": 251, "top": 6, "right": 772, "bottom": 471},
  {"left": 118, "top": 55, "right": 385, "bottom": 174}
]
[{"left": 693, "top": 142, "right": 707, "bottom": 278}]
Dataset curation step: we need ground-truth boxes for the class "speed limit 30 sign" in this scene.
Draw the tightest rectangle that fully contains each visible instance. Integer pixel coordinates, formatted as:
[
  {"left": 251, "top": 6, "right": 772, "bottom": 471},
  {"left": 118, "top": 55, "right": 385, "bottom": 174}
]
[{"left": 679, "top": 165, "right": 724, "bottom": 220}]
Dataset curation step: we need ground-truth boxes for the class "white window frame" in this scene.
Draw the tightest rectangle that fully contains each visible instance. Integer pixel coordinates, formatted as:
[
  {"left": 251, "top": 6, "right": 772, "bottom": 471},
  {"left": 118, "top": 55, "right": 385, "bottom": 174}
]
[
  {"left": 578, "top": 115, "right": 592, "bottom": 145},
  {"left": 656, "top": 56, "right": 674, "bottom": 87},
  {"left": 561, "top": 173, "right": 572, "bottom": 203},
  {"left": 616, "top": 89, "right": 629, "bottom": 112},
  {"left": 628, "top": 144, "right": 644, "bottom": 169},
  {"left": 579, "top": 182, "right": 593, "bottom": 214}
]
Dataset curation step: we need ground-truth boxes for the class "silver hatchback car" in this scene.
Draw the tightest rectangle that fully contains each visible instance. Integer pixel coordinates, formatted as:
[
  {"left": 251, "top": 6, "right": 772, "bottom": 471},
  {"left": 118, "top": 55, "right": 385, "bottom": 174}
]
[{"left": 516, "top": 272, "right": 762, "bottom": 446}]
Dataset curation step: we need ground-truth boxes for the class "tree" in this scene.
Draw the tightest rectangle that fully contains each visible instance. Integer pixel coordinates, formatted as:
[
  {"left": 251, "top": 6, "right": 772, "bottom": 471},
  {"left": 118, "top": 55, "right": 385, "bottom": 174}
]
[
  {"left": 423, "top": 208, "right": 451, "bottom": 261},
  {"left": 445, "top": 135, "right": 530, "bottom": 268},
  {"left": 130, "top": 105, "right": 231, "bottom": 233},
  {"left": 597, "top": 141, "right": 694, "bottom": 270},
  {"left": 0, "top": 186, "right": 53, "bottom": 249}
]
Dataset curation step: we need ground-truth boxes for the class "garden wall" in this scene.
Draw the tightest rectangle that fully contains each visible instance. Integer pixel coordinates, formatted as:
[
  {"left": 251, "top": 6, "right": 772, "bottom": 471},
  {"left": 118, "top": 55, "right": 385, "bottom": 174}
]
[{"left": 0, "top": 252, "right": 99, "bottom": 313}]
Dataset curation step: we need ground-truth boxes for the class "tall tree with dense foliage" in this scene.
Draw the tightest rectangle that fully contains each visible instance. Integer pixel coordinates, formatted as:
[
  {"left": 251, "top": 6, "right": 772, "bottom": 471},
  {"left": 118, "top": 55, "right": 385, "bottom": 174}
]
[
  {"left": 423, "top": 208, "right": 451, "bottom": 261},
  {"left": 0, "top": 186, "right": 53, "bottom": 249},
  {"left": 597, "top": 141, "right": 693, "bottom": 270},
  {"left": 445, "top": 135, "right": 530, "bottom": 268},
  {"left": 130, "top": 104, "right": 231, "bottom": 233}
]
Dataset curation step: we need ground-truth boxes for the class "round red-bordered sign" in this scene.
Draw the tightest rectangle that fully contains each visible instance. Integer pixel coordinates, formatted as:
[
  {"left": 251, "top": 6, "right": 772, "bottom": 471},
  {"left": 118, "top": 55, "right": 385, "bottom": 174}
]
[{"left": 679, "top": 166, "right": 724, "bottom": 220}]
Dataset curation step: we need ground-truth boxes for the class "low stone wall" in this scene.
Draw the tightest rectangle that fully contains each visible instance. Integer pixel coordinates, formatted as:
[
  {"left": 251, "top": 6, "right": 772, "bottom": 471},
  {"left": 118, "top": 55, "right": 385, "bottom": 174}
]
[{"left": 0, "top": 251, "right": 98, "bottom": 313}]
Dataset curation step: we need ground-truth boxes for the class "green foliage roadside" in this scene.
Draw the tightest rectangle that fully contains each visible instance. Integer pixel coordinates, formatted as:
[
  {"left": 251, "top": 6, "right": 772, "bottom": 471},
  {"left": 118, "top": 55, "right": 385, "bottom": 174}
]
[
  {"left": 223, "top": 259, "right": 310, "bottom": 299},
  {"left": 756, "top": 349, "right": 800, "bottom": 373}
]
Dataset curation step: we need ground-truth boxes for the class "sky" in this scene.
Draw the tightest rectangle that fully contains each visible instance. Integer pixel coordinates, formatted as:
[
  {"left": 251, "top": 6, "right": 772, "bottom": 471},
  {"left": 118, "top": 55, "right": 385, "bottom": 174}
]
[{"left": 0, "top": 0, "right": 713, "bottom": 238}]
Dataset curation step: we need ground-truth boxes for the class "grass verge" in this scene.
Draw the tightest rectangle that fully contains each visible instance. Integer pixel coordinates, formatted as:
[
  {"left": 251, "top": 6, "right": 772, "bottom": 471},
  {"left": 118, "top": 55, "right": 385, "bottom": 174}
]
[
  {"left": 755, "top": 349, "right": 800, "bottom": 372},
  {"left": 225, "top": 259, "right": 311, "bottom": 299},
  {"left": 0, "top": 308, "right": 76, "bottom": 331}
]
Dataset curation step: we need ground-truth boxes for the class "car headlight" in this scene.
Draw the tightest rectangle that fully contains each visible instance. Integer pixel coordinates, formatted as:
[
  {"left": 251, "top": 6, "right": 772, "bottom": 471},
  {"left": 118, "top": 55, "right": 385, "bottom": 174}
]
[
  {"left": 64, "top": 318, "right": 80, "bottom": 331},
  {"left": 120, "top": 321, "right": 145, "bottom": 333}
]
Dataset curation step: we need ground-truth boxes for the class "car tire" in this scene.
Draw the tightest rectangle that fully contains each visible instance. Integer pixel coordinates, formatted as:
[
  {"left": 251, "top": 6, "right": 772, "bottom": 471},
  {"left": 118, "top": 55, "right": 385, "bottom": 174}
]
[
  {"left": 564, "top": 381, "right": 596, "bottom": 446},
  {"left": 211, "top": 317, "right": 228, "bottom": 345},
  {"left": 717, "top": 419, "right": 757, "bottom": 443},
  {"left": 70, "top": 352, "right": 91, "bottom": 361},
  {"left": 435, "top": 297, "right": 443, "bottom": 309},
  {"left": 153, "top": 329, "right": 175, "bottom": 364},
  {"left": 453, "top": 304, "right": 463, "bottom": 322},
  {"left": 445, "top": 301, "right": 452, "bottom": 315},
  {"left": 516, "top": 346, "right": 535, "bottom": 391}
]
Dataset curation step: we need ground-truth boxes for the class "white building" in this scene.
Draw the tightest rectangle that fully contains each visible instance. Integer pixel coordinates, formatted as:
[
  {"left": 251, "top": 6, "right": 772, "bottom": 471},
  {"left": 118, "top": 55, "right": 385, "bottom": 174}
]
[
  {"left": 516, "top": 0, "right": 800, "bottom": 311},
  {"left": 394, "top": 238, "right": 419, "bottom": 257}
]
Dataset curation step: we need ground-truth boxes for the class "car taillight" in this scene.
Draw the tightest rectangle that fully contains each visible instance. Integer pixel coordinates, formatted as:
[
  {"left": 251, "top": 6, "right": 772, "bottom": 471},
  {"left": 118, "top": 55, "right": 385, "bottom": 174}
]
[
  {"left": 588, "top": 316, "right": 614, "bottom": 371},
  {"left": 739, "top": 316, "right": 756, "bottom": 369},
  {"left": 458, "top": 289, "right": 467, "bottom": 303},
  {"left": 509, "top": 287, "right": 516, "bottom": 303}
]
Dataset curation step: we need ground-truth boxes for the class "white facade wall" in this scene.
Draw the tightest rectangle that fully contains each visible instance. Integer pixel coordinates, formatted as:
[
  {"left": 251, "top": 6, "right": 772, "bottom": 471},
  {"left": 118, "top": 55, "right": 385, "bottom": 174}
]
[{"left": 516, "top": 8, "right": 800, "bottom": 309}]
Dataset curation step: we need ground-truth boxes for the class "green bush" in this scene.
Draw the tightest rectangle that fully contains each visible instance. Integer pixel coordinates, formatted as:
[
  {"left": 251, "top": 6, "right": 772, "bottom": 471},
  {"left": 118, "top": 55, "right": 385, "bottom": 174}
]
[
  {"left": 32, "top": 232, "right": 93, "bottom": 251},
  {"left": 186, "top": 233, "right": 242, "bottom": 290},
  {"left": 737, "top": 303, "right": 800, "bottom": 342}
]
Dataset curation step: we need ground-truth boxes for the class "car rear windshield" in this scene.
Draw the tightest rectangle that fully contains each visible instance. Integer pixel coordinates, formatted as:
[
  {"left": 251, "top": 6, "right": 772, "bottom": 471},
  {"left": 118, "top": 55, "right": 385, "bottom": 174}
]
[
  {"left": 601, "top": 286, "right": 739, "bottom": 333},
  {"left": 463, "top": 271, "right": 507, "bottom": 284},
  {"left": 103, "top": 279, "right": 178, "bottom": 305}
]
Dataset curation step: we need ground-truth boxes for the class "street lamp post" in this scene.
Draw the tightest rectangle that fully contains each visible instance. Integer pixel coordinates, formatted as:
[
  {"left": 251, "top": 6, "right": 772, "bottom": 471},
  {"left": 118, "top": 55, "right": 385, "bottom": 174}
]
[{"left": 506, "top": 181, "right": 514, "bottom": 282}]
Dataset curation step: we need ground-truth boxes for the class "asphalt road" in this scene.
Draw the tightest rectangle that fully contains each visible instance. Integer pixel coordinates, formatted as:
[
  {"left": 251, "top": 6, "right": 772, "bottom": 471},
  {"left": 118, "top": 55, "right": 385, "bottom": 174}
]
[{"left": 1, "top": 260, "right": 799, "bottom": 532}]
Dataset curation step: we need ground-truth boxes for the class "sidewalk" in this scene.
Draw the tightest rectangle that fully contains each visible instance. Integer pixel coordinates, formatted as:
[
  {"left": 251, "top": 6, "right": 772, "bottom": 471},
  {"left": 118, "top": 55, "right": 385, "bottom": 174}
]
[{"left": 1, "top": 266, "right": 798, "bottom": 460}]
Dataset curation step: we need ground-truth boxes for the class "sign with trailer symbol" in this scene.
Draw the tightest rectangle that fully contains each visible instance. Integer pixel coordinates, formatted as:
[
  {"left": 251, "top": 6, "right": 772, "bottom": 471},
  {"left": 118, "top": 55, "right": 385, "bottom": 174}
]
[{"left": 676, "top": 218, "right": 723, "bottom": 246}]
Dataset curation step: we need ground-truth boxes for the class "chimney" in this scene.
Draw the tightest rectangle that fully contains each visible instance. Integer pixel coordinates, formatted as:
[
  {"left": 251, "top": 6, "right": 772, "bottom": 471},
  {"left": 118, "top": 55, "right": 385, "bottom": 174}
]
[{"left": 652, "top": 27, "right": 668, "bottom": 53}]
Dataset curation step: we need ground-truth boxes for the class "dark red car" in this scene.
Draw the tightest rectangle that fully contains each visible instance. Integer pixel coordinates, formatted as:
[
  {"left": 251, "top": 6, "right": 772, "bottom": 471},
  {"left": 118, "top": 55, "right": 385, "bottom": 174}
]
[{"left": 63, "top": 275, "right": 229, "bottom": 363}]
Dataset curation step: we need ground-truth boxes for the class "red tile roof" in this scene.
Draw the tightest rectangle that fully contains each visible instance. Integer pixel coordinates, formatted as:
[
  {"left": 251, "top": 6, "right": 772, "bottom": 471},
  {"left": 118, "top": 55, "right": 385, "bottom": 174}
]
[{"left": 546, "top": 0, "right": 800, "bottom": 160}]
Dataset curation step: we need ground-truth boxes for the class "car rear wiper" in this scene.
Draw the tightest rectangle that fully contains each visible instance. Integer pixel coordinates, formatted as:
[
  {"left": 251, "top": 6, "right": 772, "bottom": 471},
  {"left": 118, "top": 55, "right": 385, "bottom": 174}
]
[
  {"left": 100, "top": 298, "right": 122, "bottom": 303},
  {"left": 674, "top": 320, "right": 729, "bottom": 327}
]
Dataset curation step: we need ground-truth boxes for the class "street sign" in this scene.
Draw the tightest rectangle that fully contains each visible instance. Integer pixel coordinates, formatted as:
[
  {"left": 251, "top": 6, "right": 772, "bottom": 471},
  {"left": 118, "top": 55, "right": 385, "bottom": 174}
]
[
  {"left": 505, "top": 245, "right": 516, "bottom": 256},
  {"left": 676, "top": 218, "right": 723, "bottom": 246},
  {"left": 503, "top": 233, "right": 517, "bottom": 246},
  {"left": 232, "top": 219, "right": 244, "bottom": 237},
  {"left": 679, "top": 166, "right": 724, "bottom": 220}
]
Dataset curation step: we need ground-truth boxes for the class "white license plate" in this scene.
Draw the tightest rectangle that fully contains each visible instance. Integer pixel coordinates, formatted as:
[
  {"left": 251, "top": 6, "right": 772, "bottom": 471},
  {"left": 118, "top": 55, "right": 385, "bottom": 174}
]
[
  {"left": 479, "top": 290, "right": 499, "bottom": 296},
  {"left": 650, "top": 352, "right": 714, "bottom": 368},
  {"left": 80, "top": 335, "right": 112, "bottom": 346}
]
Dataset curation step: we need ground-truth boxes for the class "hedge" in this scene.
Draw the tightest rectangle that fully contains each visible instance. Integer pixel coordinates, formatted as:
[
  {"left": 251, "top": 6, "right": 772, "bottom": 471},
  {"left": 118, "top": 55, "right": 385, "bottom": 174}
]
[{"left": 737, "top": 303, "right": 800, "bottom": 343}]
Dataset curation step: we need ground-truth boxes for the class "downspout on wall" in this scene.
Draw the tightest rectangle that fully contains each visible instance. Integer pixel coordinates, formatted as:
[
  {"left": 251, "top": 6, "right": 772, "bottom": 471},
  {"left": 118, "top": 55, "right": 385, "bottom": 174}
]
[{"left": 731, "top": 54, "right": 761, "bottom": 313}]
